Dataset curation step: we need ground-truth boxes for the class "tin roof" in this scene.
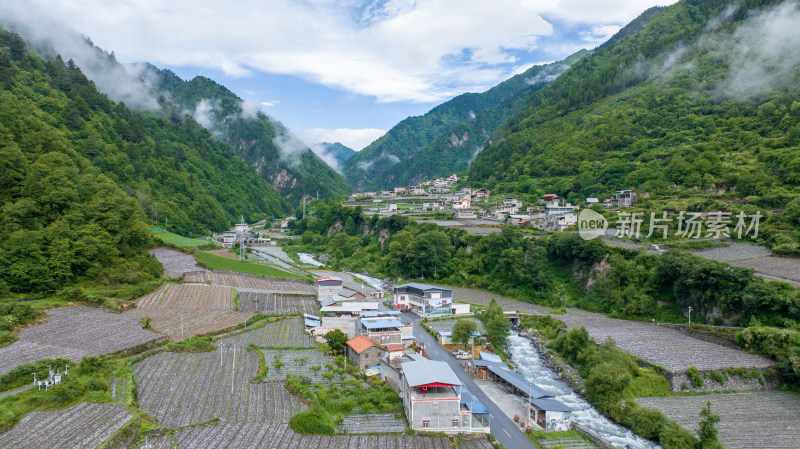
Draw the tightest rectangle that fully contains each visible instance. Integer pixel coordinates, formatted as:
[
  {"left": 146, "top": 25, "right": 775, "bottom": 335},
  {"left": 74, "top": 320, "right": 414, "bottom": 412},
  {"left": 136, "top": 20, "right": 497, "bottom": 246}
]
[
  {"left": 401, "top": 357, "right": 462, "bottom": 387},
  {"left": 528, "top": 397, "right": 572, "bottom": 412}
]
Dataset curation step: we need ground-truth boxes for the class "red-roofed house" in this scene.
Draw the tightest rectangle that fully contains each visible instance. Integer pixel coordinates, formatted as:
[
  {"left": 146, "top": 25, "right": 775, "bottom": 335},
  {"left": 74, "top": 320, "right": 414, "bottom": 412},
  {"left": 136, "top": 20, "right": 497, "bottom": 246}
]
[{"left": 346, "top": 335, "right": 387, "bottom": 370}]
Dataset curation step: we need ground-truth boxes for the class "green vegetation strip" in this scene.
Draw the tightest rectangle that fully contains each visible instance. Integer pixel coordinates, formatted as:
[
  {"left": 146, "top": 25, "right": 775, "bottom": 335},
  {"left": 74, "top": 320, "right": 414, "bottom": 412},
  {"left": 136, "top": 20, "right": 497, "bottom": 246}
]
[
  {"left": 196, "top": 251, "right": 307, "bottom": 279},
  {"left": 151, "top": 230, "right": 216, "bottom": 250}
]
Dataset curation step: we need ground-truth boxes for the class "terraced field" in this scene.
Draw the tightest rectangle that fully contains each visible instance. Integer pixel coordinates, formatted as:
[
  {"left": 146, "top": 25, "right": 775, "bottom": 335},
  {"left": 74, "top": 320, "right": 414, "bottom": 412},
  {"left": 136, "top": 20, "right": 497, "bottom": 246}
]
[
  {"left": 150, "top": 248, "right": 207, "bottom": 278},
  {"left": 127, "top": 283, "right": 252, "bottom": 339},
  {"left": 728, "top": 256, "right": 800, "bottom": 284},
  {"left": 238, "top": 291, "right": 319, "bottom": 315},
  {"left": 637, "top": 391, "right": 800, "bottom": 449},
  {"left": 205, "top": 249, "right": 239, "bottom": 260},
  {"left": 218, "top": 317, "right": 317, "bottom": 348},
  {"left": 0, "top": 306, "right": 164, "bottom": 375},
  {"left": 184, "top": 271, "right": 315, "bottom": 294},
  {"left": 144, "top": 422, "right": 455, "bottom": 449},
  {"left": 691, "top": 243, "right": 772, "bottom": 262},
  {"left": 557, "top": 314, "right": 773, "bottom": 372},
  {"left": 0, "top": 402, "right": 132, "bottom": 449},
  {"left": 260, "top": 349, "right": 334, "bottom": 382},
  {"left": 338, "top": 413, "right": 406, "bottom": 434},
  {"left": 133, "top": 350, "right": 305, "bottom": 428}
]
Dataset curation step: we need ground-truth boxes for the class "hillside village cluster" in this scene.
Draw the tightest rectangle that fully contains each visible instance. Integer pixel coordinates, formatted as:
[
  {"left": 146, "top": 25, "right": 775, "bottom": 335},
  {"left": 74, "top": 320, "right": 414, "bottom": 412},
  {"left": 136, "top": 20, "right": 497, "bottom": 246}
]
[
  {"left": 346, "top": 174, "right": 638, "bottom": 231},
  {"left": 302, "top": 275, "right": 573, "bottom": 434}
]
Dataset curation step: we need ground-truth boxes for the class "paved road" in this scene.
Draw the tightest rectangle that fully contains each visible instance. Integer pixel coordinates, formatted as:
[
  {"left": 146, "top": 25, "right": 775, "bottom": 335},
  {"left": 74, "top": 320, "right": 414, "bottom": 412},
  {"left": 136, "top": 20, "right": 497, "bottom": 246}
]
[{"left": 403, "top": 312, "right": 536, "bottom": 449}]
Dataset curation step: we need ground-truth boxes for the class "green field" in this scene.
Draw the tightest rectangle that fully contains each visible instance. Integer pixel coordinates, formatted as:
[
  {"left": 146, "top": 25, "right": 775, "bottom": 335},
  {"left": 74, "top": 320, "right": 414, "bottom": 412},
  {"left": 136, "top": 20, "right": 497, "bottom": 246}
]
[
  {"left": 196, "top": 251, "right": 307, "bottom": 280},
  {"left": 151, "top": 230, "right": 216, "bottom": 250}
]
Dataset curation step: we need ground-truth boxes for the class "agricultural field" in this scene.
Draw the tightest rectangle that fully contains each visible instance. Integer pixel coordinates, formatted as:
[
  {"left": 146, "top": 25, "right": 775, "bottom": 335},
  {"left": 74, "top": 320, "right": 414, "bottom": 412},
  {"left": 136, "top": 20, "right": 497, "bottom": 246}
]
[
  {"left": 0, "top": 306, "right": 163, "bottom": 375},
  {"left": 184, "top": 271, "right": 315, "bottom": 294},
  {"left": 140, "top": 421, "right": 456, "bottom": 449},
  {"left": 310, "top": 270, "right": 378, "bottom": 296},
  {"left": 457, "top": 438, "right": 496, "bottom": 449},
  {"left": 205, "top": 249, "right": 239, "bottom": 260},
  {"left": 217, "top": 318, "right": 317, "bottom": 349},
  {"left": 127, "top": 283, "right": 252, "bottom": 339},
  {"left": 0, "top": 402, "right": 132, "bottom": 449},
  {"left": 691, "top": 242, "right": 772, "bottom": 262},
  {"left": 637, "top": 391, "right": 800, "bottom": 449},
  {"left": 440, "top": 285, "right": 554, "bottom": 315},
  {"left": 557, "top": 314, "right": 774, "bottom": 372},
  {"left": 151, "top": 230, "right": 214, "bottom": 250},
  {"left": 137, "top": 284, "right": 234, "bottom": 310},
  {"left": 260, "top": 349, "right": 333, "bottom": 382},
  {"left": 728, "top": 256, "right": 800, "bottom": 284},
  {"left": 133, "top": 350, "right": 306, "bottom": 428},
  {"left": 196, "top": 251, "right": 306, "bottom": 279},
  {"left": 150, "top": 248, "right": 207, "bottom": 279},
  {"left": 338, "top": 413, "right": 406, "bottom": 434},
  {"left": 238, "top": 291, "right": 319, "bottom": 315}
]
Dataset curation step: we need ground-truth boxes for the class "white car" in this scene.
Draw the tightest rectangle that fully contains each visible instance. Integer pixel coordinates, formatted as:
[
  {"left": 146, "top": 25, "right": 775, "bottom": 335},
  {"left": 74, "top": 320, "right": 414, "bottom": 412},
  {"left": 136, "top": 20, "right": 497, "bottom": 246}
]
[{"left": 451, "top": 350, "right": 470, "bottom": 360}]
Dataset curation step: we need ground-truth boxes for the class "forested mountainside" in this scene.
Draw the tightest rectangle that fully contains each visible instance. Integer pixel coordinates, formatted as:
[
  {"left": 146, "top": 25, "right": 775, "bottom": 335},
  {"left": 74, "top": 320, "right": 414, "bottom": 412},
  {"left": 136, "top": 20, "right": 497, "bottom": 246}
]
[
  {"left": 468, "top": 0, "right": 800, "bottom": 252},
  {"left": 317, "top": 142, "right": 356, "bottom": 169},
  {"left": 0, "top": 28, "right": 292, "bottom": 293},
  {"left": 341, "top": 50, "right": 588, "bottom": 191},
  {"left": 150, "top": 69, "right": 353, "bottom": 204}
]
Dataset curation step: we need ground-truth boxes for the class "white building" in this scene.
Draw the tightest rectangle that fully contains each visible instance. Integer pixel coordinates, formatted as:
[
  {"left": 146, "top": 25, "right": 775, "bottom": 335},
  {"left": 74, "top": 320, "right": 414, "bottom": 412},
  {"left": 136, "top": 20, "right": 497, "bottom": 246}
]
[{"left": 393, "top": 283, "right": 453, "bottom": 318}]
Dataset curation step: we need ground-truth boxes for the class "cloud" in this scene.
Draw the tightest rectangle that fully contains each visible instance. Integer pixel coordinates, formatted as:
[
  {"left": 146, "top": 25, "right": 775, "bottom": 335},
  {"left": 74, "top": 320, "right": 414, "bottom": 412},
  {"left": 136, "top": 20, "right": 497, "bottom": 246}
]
[
  {"left": 579, "top": 25, "right": 622, "bottom": 45},
  {"left": 6, "top": 0, "right": 677, "bottom": 104},
  {"left": 271, "top": 121, "right": 310, "bottom": 168},
  {"left": 296, "top": 128, "right": 387, "bottom": 152},
  {"left": 192, "top": 99, "right": 219, "bottom": 130}
]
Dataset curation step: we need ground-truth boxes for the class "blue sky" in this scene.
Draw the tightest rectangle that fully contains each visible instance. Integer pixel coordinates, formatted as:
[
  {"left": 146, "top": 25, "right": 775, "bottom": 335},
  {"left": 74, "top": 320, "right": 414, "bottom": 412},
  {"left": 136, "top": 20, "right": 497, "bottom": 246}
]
[{"left": 9, "top": 0, "right": 677, "bottom": 150}]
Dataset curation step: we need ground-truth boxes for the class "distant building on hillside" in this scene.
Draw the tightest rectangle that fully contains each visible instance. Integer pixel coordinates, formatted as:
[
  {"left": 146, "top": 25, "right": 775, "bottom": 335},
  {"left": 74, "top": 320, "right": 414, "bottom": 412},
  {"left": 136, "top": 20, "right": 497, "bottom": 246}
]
[{"left": 611, "top": 190, "right": 637, "bottom": 207}]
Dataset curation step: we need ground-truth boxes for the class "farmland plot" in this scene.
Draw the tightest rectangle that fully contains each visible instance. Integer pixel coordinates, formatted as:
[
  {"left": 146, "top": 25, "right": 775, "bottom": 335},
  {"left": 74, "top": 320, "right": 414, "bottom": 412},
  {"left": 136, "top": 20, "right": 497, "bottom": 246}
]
[
  {"left": 238, "top": 291, "right": 319, "bottom": 315},
  {"left": 557, "top": 315, "right": 774, "bottom": 372},
  {"left": 150, "top": 248, "right": 207, "bottom": 278},
  {"left": 691, "top": 243, "right": 772, "bottom": 262},
  {"left": 637, "top": 391, "right": 800, "bottom": 449},
  {"left": 168, "top": 421, "right": 455, "bottom": 449},
  {"left": 133, "top": 350, "right": 306, "bottom": 428},
  {"left": 458, "top": 438, "right": 498, "bottom": 449},
  {"left": 184, "top": 271, "right": 315, "bottom": 294},
  {"left": 0, "top": 402, "right": 132, "bottom": 449},
  {"left": 0, "top": 306, "right": 163, "bottom": 375},
  {"left": 729, "top": 256, "right": 800, "bottom": 284},
  {"left": 260, "top": 349, "right": 334, "bottom": 382},
  {"left": 338, "top": 413, "right": 406, "bottom": 433},
  {"left": 137, "top": 284, "right": 234, "bottom": 310},
  {"left": 205, "top": 249, "right": 239, "bottom": 260},
  {"left": 218, "top": 317, "right": 317, "bottom": 348}
]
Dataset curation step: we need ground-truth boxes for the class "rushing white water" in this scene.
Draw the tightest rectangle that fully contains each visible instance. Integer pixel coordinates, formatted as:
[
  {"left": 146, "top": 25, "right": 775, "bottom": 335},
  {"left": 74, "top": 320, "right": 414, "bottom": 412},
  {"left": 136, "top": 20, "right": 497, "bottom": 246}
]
[
  {"left": 348, "top": 272, "right": 386, "bottom": 291},
  {"left": 507, "top": 333, "right": 661, "bottom": 449},
  {"left": 297, "top": 253, "right": 324, "bottom": 267}
]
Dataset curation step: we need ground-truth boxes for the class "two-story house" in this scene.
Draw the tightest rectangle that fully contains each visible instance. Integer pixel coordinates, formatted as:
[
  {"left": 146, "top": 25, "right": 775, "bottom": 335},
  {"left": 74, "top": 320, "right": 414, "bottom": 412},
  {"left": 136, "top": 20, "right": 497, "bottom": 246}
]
[{"left": 393, "top": 283, "right": 453, "bottom": 318}]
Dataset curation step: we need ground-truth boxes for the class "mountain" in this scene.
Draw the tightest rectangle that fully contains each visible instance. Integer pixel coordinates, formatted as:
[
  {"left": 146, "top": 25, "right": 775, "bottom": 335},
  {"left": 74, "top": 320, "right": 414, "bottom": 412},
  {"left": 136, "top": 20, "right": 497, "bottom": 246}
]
[
  {"left": 341, "top": 50, "right": 588, "bottom": 191},
  {"left": 0, "top": 27, "right": 287, "bottom": 242},
  {"left": 317, "top": 142, "right": 356, "bottom": 168},
  {"left": 149, "top": 69, "right": 353, "bottom": 204},
  {"left": 468, "top": 0, "right": 800, "bottom": 253}
]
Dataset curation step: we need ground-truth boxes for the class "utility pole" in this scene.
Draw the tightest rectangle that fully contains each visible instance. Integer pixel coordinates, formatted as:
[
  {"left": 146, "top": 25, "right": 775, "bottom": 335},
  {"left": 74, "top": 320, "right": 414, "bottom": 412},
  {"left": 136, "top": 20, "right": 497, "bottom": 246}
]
[{"left": 688, "top": 306, "right": 693, "bottom": 327}]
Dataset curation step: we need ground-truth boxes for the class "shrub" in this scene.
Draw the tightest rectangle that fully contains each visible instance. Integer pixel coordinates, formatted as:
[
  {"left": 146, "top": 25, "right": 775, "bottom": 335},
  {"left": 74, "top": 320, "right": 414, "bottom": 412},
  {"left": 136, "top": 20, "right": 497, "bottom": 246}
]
[
  {"left": 687, "top": 366, "right": 704, "bottom": 388},
  {"left": 288, "top": 400, "right": 335, "bottom": 435}
]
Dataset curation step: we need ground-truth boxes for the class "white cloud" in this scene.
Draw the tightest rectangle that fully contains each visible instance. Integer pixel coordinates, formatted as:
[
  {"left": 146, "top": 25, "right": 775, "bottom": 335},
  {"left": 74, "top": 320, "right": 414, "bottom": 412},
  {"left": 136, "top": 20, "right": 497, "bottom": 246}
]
[
  {"left": 579, "top": 25, "right": 622, "bottom": 45},
  {"left": 295, "top": 128, "right": 387, "bottom": 152}
]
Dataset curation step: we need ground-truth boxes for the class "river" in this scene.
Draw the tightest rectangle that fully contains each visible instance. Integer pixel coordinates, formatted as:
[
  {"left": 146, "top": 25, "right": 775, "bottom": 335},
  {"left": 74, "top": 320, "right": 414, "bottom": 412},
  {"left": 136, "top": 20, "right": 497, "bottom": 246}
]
[{"left": 507, "top": 333, "right": 660, "bottom": 449}]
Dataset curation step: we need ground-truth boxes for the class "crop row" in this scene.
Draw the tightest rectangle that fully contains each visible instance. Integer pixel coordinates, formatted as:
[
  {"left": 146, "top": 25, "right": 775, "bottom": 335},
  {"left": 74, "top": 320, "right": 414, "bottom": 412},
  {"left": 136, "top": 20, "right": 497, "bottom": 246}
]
[
  {"left": 137, "top": 284, "right": 234, "bottom": 310},
  {"left": 0, "top": 402, "right": 131, "bottom": 449},
  {"left": 184, "top": 271, "right": 315, "bottom": 294},
  {"left": 133, "top": 350, "right": 305, "bottom": 428},
  {"left": 218, "top": 317, "right": 317, "bottom": 348},
  {"left": 338, "top": 414, "right": 406, "bottom": 434},
  {"left": 150, "top": 248, "right": 207, "bottom": 278},
  {"left": 126, "top": 308, "right": 253, "bottom": 339},
  {"left": 260, "top": 349, "right": 334, "bottom": 382},
  {"left": 238, "top": 292, "right": 319, "bottom": 315},
  {"left": 1, "top": 306, "right": 163, "bottom": 375},
  {"left": 637, "top": 391, "right": 800, "bottom": 449},
  {"left": 557, "top": 314, "right": 774, "bottom": 372},
  {"left": 168, "top": 421, "right": 454, "bottom": 449}
]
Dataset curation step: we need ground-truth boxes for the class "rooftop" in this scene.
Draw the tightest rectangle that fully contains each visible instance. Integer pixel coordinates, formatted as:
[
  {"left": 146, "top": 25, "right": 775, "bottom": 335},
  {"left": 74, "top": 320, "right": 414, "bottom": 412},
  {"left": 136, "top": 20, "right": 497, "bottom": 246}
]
[
  {"left": 402, "top": 357, "right": 462, "bottom": 388},
  {"left": 394, "top": 283, "right": 451, "bottom": 292},
  {"left": 529, "top": 397, "right": 572, "bottom": 412},
  {"left": 347, "top": 335, "right": 385, "bottom": 354},
  {"left": 487, "top": 366, "right": 552, "bottom": 399},
  {"left": 361, "top": 318, "right": 404, "bottom": 330}
]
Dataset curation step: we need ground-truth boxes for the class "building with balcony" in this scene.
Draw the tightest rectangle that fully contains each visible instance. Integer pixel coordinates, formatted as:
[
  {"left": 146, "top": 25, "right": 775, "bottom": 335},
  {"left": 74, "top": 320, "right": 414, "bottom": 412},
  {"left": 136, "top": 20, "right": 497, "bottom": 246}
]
[{"left": 393, "top": 283, "right": 453, "bottom": 318}]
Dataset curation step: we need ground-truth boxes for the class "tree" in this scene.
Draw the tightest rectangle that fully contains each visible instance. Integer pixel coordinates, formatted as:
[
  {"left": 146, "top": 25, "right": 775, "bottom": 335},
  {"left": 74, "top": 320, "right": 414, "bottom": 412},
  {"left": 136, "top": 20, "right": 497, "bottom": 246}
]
[
  {"left": 324, "top": 329, "right": 348, "bottom": 355},
  {"left": 483, "top": 298, "right": 510, "bottom": 350},
  {"left": 451, "top": 319, "right": 478, "bottom": 349},
  {"left": 696, "top": 401, "right": 723, "bottom": 449}
]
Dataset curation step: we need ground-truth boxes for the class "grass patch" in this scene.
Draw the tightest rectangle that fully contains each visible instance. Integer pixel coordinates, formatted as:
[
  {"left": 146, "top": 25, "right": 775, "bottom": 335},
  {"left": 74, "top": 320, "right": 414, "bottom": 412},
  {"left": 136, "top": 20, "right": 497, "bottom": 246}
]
[
  {"left": 665, "top": 239, "right": 731, "bottom": 251},
  {"left": 166, "top": 336, "right": 215, "bottom": 353},
  {"left": 196, "top": 251, "right": 307, "bottom": 279},
  {"left": 151, "top": 230, "right": 216, "bottom": 250}
]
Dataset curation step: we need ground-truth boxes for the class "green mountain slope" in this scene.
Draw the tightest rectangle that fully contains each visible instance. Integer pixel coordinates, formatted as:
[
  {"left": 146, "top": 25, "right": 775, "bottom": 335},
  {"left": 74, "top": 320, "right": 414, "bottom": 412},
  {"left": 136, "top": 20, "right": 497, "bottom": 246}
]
[
  {"left": 341, "top": 50, "right": 588, "bottom": 191},
  {"left": 0, "top": 28, "right": 287, "bottom": 239},
  {"left": 468, "top": 0, "right": 800, "bottom": 252},
  {"left": 151, "top": 69, "right": 352, "bottom": 204},
  {"left": 318, "top": 142, "right": 356, "bottom": 168},
  {"left": 0, "top": 29, "right": 161, "bottom": 293}
]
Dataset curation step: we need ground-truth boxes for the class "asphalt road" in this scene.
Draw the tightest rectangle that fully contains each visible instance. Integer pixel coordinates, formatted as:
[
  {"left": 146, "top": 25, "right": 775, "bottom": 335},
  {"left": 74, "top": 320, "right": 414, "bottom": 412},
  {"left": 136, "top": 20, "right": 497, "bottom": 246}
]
[{"left": 403, "top": 312, "right": 536, "bottom": 449}]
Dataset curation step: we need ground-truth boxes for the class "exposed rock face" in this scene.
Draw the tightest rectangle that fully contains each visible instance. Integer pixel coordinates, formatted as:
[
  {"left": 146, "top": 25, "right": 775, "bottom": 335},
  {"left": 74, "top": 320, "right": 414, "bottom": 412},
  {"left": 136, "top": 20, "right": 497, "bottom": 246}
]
[{"left": 449, "top": 132, "right": 469, "bottom": 147}]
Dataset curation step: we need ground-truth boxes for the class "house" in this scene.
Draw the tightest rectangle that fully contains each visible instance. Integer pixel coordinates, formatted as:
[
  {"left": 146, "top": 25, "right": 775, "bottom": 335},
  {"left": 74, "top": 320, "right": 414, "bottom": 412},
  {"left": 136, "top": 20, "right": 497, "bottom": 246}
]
[
  {"left": 410, "top": 187, "right": 426, "bottom": 195},
  {"left": 401, "top": 355, "right": 465, "bottom": 433},
  {"left": 541, "top": 193, "right": 558, "bottom": 202},
  {"left": 394, "top": 187, "right": 408, "bottom": 195},
  {"left": 471, "top": 189, "right": 490, "bottom": 200},
  {"left": 586, "top": 198, "right": 599, "bottom": 205},
  {"left": 346, "top": 335, "right": 387, "bottom": 370},
  {"left": 452, "top": 197, "right": 471, "bottom": 210},
  {"left": 317, "top": 276, "right": 343, "bottom": 297},
  {"left": 216, "top": 232, "right": 238, "bottom": 248},
  {"left": 527, "top": 398, "right": 572, "bottom": 431},
  {"left": 453, "top": 209, "right": 477, "bottom": 219},
  {"left": 611, "top": 190, "right": 637, "bottom": 207},
  {"left": 360, "top": 317, "right": 404, "bottom": 346},
  {"left": 500, "top": 197, "right": 523, "bottom": 214},
  {"left": 393, "top": 283, "right": 453, "bottom": 318},
  {"left": 451, "top": 302, "right": 470, "bottom": 316},
  {"left": 543, "top": 203, "right": 578, "bottom": 230}
]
